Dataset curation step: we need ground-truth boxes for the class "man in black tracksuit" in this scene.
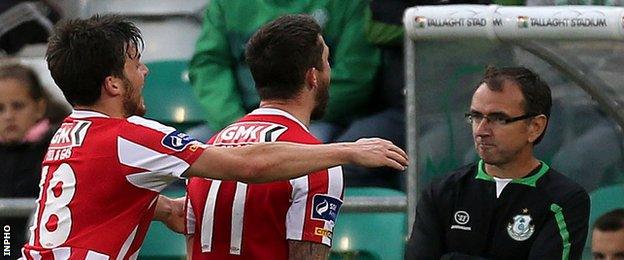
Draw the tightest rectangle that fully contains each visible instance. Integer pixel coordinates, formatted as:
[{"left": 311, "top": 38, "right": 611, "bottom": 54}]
[{"left": 406, "top": 66, "right": 590, "bottom": 260}]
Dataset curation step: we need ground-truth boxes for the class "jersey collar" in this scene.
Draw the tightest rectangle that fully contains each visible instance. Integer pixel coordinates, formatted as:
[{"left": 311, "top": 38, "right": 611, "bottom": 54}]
[
  {"left": 70, "top": 109, "right": 110, "bottom": 119},
  {"left": 249, "top": 108, "right": 309, "bottom": 133},
  {"left": 475, "top": 159, "right": 550, "bottom": 187}
]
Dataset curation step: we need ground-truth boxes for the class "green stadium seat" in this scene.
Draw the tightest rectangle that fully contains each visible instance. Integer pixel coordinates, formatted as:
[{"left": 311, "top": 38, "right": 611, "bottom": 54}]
[
  {"left": 140, "top": 187, "right": 187, "bottom": 259},
  {"left": 330, "top": 188, "right": 406, "bottom": 260},
  {"left": 143, "top": 60, "right": 205, "bottom": 130},
  {"left": 582, "top": 184, "right": 624, "bottom": 258}
]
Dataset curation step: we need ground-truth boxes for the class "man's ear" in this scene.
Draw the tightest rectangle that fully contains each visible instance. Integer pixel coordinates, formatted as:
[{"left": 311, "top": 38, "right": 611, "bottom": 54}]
[
  {"left": 102, "top": 75, "right": 124, "bottom": 97},
  {"left": 528, "top": 115, "right": 547, "bottom": 143},
  {"left": 305, "top": 67, "right": 318, "bottom": 90}
]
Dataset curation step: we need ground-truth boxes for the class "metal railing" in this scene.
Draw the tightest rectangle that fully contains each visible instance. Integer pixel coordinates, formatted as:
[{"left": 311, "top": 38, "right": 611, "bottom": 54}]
[{"left": 0, "top": 196, "right": 408, "bottom": 217}]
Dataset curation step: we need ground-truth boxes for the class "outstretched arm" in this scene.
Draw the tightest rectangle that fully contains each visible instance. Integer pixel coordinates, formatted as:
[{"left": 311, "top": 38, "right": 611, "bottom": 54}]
[{"left": 185, "top": 138, "right": 408, "bottom": 183}]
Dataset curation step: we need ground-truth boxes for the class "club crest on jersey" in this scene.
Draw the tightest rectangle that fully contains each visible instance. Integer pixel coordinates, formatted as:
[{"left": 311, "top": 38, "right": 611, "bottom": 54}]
[
  {"left": 311, "top": 195, "right": 342, "bottom": 224},
  {"left": 213, "top": 122, "right": 287, "bottom": 145},
  {"left": 507, "top": 214, "right": 535, "bottom": 241},
  {"left": 162, "top": 131, "right": 196, "bottom": 151}
]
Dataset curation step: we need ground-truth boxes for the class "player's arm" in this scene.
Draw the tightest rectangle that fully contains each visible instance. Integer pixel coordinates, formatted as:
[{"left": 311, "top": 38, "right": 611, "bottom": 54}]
[
  {"left": 186, "top": 235, "right": 194, "bottom": 260},
  {"left": 288, "top": 240, "right": 329, "bottom": 260},
  {"left": 184, "top": 138, "right": 407, "bottom": 183},
  {"left": 153, "top": 195, "right": 186, "bottom": 234},
  {"left": 527, "top": 190, "right": 590, "bottom": 260}
]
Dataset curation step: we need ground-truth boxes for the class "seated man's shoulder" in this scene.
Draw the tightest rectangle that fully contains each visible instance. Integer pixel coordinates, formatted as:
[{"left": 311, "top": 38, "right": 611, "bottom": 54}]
[
  {"left": 428, "top": 163, "right": 479, "bottom": 192},
  {"left": 539, "top": 167, "right": 589, "bottom": 204}
]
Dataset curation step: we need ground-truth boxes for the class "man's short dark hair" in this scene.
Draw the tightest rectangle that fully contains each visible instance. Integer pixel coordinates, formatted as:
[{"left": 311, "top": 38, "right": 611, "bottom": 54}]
[
  {"left": 594, "top": 209, "right": 624, "bottom": 232},
  {"left": 46, "top": 14, "right": 143, "bottom": 106},
  {"left": 245, "top": 14, "right": 324, "bottom": 100},
  {"left": 479, "top": 66, "right": 552, "bottom": 145}
]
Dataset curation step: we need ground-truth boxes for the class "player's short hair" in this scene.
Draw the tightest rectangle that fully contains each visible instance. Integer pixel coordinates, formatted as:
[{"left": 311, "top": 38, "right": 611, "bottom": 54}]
[
  {"left": 46, "top": 14, "right": 143, "bottom": 106},
  {"left": 0, "top": 62, "right": 46, "bottom": 101},
  {"left": 245, "top": 14, "right": 324, "bottom": 100},
  {"left": 594, "top": 208, "right": 624, "bottom": 232},
  {"left": 478, "top": 66, "right": 552, "bottom": 145}
]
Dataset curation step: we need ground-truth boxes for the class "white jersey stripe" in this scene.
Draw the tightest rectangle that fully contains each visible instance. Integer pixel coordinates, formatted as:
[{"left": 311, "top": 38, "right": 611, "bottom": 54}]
[
  {"left": 285, "top": 176, "right": 310, "bottom": 240},
  {"left": 148, "top": 196, "right": 158, "bottom": 209},
  {"left": 325, "top": 166, "right": 344, "bottom": 246},
  {"left": 116, "top": 225, "right": 138, "bottom": 260},
  {"left": 230, "top": 182, "right": 248, "bottom": 255},
  {"left": 322, "top": 219, "right": 332, "bottom": 246},
  {"left": 126, "top": 116, "right": 175, "bottom": 135},
  {"left": 129, "top": 250, "right": 139, "bottom": 260},
  {"left": 125, "top": 171, "right": 179, "bottom": 192},
  {"left": 186, "top": 197, "right": 196, "bottom": 235},
  {"left": 52, "top": 247, "right": 70, "bottom": 259},
  {"left": 117, "top": 137, "right": 190, "bottom": 178},
  {"left": 200, "top": 180, "right": 222, "bottom": 252},
  {"left": 28, "top": 249, "right": 41, "bottom": 260},
  {"left": 86, "top": 250, "right": 109, "bottom": 260},
  {"left": 327, "top": 166, "right": 344, "bottom": 199},
  {"left": 29, "top": 165, "right": 50, "bottom": 245}
]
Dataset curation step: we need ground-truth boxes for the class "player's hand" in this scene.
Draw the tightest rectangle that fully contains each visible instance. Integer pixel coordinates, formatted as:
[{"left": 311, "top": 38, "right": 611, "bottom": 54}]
[
  {"left": 154, "top": 195, "right": 186, "bottom": 234},
  {"left": 348, "top": 138, "right": 408, "bottom": 171}
]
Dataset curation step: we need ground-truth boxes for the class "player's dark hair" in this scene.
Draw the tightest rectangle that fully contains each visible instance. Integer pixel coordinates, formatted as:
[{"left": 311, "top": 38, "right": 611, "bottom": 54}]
[
  {"left": 0, "top": 63, "right": 46, "bottom": 101},
  {"left": 46, "top": 14, "right": 143, "bottom": 106},
  {"left": 245, "top": 14, "right": 324, "bottom": 100},
  {"left": 594, "top": 208, "right": 624, "bottom": 232},
  {"left": 478, "top": 66, "right": 552, "bottom": 145}
]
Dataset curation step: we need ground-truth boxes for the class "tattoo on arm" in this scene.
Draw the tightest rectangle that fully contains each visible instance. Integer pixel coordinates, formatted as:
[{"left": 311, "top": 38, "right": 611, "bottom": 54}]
[{"left": 288, "top": 240, "right": 330, "bottom": 260}]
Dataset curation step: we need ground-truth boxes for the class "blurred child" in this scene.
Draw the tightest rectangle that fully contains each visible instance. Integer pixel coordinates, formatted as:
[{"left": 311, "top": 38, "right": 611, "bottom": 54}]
[{"left": 0, "top": 62, "right": 60, "bottom": 257}]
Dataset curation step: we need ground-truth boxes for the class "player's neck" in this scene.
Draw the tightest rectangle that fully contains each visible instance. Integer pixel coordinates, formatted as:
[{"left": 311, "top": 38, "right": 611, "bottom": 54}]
[
  {"left": 259, "top": 100, "right": 312, "bottom": 126},
  {"left": 74, "top": 99, "right": 126, "bottom": 118}
]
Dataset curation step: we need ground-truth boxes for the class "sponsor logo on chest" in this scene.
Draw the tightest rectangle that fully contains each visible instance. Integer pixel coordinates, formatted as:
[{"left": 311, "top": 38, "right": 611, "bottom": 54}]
[{"left": 213, "top": 122, "right": 287, "bottom": 145}]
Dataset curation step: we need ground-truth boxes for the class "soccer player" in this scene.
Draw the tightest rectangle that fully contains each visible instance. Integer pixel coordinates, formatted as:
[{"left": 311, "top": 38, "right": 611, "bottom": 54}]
[
  {"left": 20, "top": 14, "right": 407, "bottom": 259},
  {"left": 185, "top": 15, "right": 341, "bottom": 259},
  {"left": 406, "top": 66, "right": 590, "bottom": 259}
]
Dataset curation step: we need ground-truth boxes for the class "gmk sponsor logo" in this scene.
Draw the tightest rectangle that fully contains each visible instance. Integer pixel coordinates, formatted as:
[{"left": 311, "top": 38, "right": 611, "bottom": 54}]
[{"left": 3, "top": 225, "right": 10, "bottom": 256}]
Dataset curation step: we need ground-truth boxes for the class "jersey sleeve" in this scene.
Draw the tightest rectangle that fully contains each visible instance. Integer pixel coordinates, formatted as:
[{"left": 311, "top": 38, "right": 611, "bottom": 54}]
[
  {"left": 285, "top": 166, "right": 344, "bottom": 247},
  {"left": 117, "top": 116, "right": 206, "bottom": 179},
  {"left": 527, "top": 189, "right": 590, "bottom": 260}
]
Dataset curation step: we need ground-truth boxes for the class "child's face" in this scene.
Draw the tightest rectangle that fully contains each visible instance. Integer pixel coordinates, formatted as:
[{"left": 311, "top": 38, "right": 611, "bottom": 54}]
[{"left": 0, "top": 78, "right": 45, "bottom": 143}]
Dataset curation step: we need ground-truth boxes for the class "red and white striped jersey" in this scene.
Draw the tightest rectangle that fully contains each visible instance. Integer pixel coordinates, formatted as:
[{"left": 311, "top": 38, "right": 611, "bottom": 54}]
[
  {"left": 185, "top": 108, "right": 344, "bottom": 260},
  {"left": 21, "top": 110, "right": 205, "bottom": 260}
]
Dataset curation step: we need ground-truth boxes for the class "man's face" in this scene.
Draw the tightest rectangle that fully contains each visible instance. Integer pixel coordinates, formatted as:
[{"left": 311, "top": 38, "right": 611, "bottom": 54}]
[
  {"left": 592, "top": 229, "right": 624, "bottom": 260},
  {"left": 311, "top": 36, "right": 331, "bottom": 120},
  {"left": 121, "top": 46, "right": 148, "bottom": 117},
  {"left": 469, "top": 82, "right": 534, "bottom": 166}
]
